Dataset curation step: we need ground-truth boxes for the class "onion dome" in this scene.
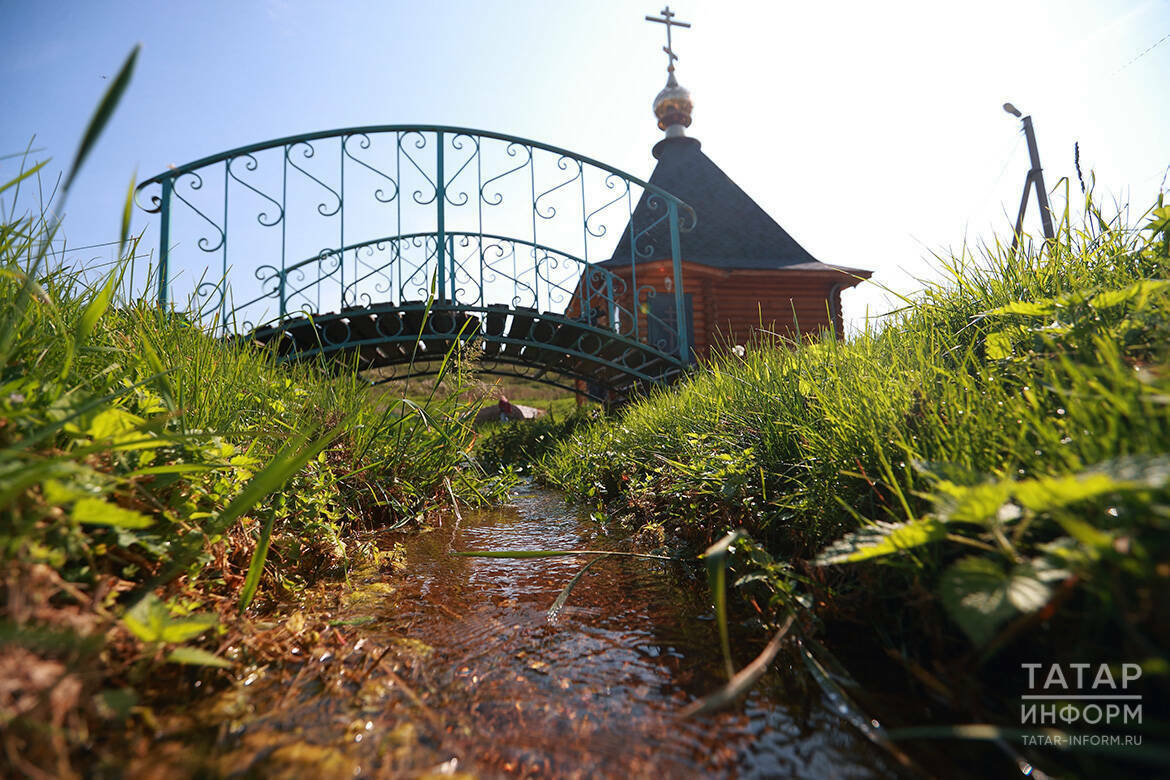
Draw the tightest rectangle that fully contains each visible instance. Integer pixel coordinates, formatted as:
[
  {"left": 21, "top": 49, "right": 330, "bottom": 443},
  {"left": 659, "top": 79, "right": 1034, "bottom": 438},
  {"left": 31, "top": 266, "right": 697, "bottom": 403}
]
[{"left": 653, "top": 70, "right": 693, "bottom": 137}]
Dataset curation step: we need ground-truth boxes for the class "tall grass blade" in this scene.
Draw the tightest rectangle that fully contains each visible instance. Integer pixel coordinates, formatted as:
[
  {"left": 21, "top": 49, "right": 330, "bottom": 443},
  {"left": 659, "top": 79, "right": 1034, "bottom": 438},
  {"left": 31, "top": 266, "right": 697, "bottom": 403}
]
[
  {"left": 799, "top": 639, "right": 899, "bottom": 755},
  {"left": 703, "top": 529, "right": 745, "bottom": 681},
  {"left": 547, "top": 554, "right": 611, "bottom": 622},
  {"left": 0, "top": 160, "right": 48, "bottom": 196},
  {"left": 238, "top": 509, "right": 276, "bottom": 611},
  {"left": 118, "top": 171, "right": 136, "bottom": 257},
  {"left": 63, "top": 45, "right": 139, "bottom": 193},
  {"left": 75, "top": 265, "right": 120, "bottom": 348},
  {"left": 680, "top": 613, "right": 794, "bottom": 717}
]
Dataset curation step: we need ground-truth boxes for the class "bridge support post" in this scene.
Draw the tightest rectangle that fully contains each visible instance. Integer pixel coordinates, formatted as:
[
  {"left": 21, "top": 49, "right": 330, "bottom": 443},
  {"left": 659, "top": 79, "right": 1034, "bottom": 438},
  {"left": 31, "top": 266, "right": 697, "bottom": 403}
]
[
  {"left": 156, "top": 177, "right": 173, "bottom": 309},
  {"left": 606, "top": 275, "right": 615, "bottom": 330},
  {"left": 668, "top": 201, "right": 690, "bottom": 363},
  {"left": 436, "top": 130, "right": 447, "bottom": 302}
]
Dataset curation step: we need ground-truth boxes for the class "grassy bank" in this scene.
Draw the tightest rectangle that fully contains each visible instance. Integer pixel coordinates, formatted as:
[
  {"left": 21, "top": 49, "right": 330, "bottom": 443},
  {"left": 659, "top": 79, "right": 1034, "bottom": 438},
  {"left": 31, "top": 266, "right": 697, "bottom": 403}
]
[
  {"left": 541, "top": 197, "right": 1170, "bottom": 770},
  {"left": 373, "top": 373, "right": 581, "bottom": 420},
  {"left": 1, "top": 66, "right": 510, "bottom": 772},
  {"left": 476, "top": 406, "right": 599, "bottom": 475},
  {"left": 1, "top": 219, "right": 507, "bottom": 774}
]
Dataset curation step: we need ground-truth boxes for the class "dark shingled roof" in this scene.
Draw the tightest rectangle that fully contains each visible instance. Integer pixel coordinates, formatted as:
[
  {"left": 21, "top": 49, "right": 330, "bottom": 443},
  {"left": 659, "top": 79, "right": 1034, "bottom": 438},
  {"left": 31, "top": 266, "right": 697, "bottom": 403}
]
[{"left": 604, "top": 137, "right": 859, "bottom": 274}]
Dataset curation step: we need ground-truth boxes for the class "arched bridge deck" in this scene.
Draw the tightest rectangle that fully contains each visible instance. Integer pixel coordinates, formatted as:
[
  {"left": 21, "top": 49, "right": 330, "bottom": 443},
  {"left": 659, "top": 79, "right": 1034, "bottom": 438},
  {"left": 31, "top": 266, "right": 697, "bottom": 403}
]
[
  {"left": 252, "top": 303, "right": 686, "bottom": 399},
  {"left": 136, "top": 125, "right": 695, "bottom": 399}
]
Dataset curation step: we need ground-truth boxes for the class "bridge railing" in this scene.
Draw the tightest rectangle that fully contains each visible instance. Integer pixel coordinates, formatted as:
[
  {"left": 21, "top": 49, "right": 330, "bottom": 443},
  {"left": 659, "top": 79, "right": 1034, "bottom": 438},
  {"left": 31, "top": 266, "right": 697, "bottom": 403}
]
[{"left": 136, "top": 125, "right": 695, "bottom": 361}]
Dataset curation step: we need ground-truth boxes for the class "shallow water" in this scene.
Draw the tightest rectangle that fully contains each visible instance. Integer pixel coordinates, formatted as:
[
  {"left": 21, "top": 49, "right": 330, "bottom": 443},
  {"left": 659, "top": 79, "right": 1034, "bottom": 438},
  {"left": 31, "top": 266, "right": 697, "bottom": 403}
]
[{"left": 172, "top": 483, "right": 902, "bottom": 778}]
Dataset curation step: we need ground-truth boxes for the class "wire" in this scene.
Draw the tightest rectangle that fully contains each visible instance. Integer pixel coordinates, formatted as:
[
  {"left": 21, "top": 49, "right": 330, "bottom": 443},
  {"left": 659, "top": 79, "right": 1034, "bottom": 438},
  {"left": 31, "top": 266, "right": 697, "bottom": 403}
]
[
  {"left": 1112, "top": 29, "right": 1170, "bottom": 76},
  {"left": 47, "top": 237, "right": 130, "bottom": 253},
  {"left": 989, "top": 132, "right": 1025, "bottom": 194}
]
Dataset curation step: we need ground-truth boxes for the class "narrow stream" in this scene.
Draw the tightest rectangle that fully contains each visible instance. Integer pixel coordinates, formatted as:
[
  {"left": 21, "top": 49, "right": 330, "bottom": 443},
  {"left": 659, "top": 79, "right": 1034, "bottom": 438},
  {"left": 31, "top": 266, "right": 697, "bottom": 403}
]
[{"left": 176, "top": 483, "right": 903, "bottom": 777}]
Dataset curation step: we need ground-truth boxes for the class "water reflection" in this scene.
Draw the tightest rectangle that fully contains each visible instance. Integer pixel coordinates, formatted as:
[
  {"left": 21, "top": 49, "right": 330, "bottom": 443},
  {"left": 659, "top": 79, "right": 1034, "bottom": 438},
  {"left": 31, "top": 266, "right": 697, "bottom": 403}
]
[
  {"left": 165, "top": 483, "right": 901, "bottom": 778},
  {"left": 366, "top": 483, "right": 897, "bottom": 777}
]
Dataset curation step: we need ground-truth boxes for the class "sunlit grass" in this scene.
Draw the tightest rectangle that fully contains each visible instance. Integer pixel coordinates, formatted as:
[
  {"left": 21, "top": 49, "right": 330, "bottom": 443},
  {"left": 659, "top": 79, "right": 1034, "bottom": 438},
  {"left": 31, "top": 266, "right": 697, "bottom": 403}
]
[
  {"left": 0, "top": 48, "right": 511, "bottom": 772},
  {"left": 540, "top": 192, "right": 1170, "bottom": 769}
]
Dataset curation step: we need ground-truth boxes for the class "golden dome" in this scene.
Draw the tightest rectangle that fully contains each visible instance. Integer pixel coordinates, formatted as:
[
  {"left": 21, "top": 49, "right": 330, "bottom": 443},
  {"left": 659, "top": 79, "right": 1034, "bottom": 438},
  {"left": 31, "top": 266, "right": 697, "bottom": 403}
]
[{"left": 653, "top": 71, "right": 693, "bottom": 134}]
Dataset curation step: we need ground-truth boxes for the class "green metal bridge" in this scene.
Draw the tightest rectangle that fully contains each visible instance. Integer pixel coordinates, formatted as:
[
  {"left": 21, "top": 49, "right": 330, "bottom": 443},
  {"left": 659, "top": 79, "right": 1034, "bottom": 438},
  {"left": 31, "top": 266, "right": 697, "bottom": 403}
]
[{"left": 136, "top": 126, "right": 695, "bottom": 400}]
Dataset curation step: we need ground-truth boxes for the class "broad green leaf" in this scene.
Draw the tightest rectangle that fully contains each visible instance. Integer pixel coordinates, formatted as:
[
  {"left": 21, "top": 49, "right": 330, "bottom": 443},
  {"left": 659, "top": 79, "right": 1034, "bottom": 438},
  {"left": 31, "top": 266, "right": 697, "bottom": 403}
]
[
  {"left": 43, "top": 479, "right": 98, "bottom": 505},
  {"left": 158, "top": 614, "right": 219, "bottom": 644},
  {"left": 1013, "top": 472, "right": 1127, "bottom": 514},
  {"left": 984, "top": 330, "right": 1015, "bottom": 360},
  {"left": 9, "top": 375, "right": 152, "bottom": 453},
  {"left": 78, "top": 406, "right": 164, "bottom": 451},
  {"left": 0, "top": 460, "right": 85, "bottom": 509},
  {"left": 1009, "top": 558, "right": 1070, "bottom": 612},
  {"left": 1143, "top": 205, "right": 1170, "bottom": 234},
  {"left": 939, "top": 557, "right": 1018, "bottom": 645},
  {"left": 95, "top": 688, "right": 138, "bottom": 720},
  {"left": 1089, "top": 279, "right": 1170, "bottom": 311},
  {"left": 84, "top": 407, "right": 144, "bottom": 440},
  {"left": 939, "top": 557, "right": 1064, "bottom": 645},
  {"left": 923, "top": 457, "right": 1170, "bottom": 537},
  {"left": 166, "top": 646, "right": 232, "bottom": 669},
  {"left": 126, "top": 420, "right": 356, "bottom": 603},
  {"left": 932, "top": 480, "right": 1015, "bottom": 524},
  {"left": 815, "top": 518, "right": 947, "bottom": 565},
  {"left": 1053, "top": 515, "right": 1114, "bottom": 551},
  {"left": 73, "top": 496, "right": 153, "bottom": 529},
  {"left": 122, "top": 593, "right": 170, "bottom": 642},
  {"left": 981, "top": 299, "right": 1056, "bottom": 317},
  {"left": 123, "top": 593, "right": 217, "bottom": 643}
]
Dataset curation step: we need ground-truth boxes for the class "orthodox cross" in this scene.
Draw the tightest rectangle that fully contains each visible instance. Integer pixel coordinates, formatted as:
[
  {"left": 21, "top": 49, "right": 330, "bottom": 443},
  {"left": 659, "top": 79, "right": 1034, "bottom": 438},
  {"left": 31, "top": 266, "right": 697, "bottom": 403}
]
[{"left": 645, "top": 6, "right": 691, "bottom": 72}]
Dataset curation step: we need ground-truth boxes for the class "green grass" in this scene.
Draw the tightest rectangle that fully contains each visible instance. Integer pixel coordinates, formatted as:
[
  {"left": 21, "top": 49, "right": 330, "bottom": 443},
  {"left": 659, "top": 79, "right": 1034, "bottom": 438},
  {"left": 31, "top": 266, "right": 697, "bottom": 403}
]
[
  {"left": 476, "top": 405, "right": 601, "bottom": 475},
  {"left": 0, "top": 53, "right": 511, "bottom": 772},
  {"left": 541, "top": 193, "right": 1170, "bottom": 770},
  {"left": 373, "top": 373, "right": 583, "bottom": 419},
  {"left": 0, "top": 205, "right": 510, "bottom": 772}
]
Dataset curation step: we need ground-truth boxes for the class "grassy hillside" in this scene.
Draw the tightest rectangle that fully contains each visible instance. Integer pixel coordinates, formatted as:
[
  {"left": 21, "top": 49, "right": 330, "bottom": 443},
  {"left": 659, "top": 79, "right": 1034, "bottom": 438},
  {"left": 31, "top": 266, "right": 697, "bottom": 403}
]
[{"left": 542, "top": 196, "right": 1170, "bottom": 769}]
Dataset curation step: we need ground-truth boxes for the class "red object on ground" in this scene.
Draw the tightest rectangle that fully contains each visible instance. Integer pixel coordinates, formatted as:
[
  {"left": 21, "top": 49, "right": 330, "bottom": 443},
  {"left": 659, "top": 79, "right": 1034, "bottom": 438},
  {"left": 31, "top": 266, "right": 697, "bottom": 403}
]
[{"left": 498, "top": 396, "right": 519, "bottom": 418}]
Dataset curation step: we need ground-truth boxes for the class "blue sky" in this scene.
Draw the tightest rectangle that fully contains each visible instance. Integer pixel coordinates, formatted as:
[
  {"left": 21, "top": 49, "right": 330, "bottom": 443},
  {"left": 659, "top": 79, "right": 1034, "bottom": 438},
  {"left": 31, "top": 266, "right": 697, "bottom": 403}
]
[{"left": 3, "top": 0, "right": 1169, "bottom": 323}]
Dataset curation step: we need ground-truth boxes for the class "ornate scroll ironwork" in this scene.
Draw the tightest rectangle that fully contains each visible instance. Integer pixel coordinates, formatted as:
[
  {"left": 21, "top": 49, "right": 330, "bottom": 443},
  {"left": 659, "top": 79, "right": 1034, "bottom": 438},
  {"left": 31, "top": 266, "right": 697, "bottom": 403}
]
[{"left": 137, "top": 125, "right": 696, "bottom": 396}]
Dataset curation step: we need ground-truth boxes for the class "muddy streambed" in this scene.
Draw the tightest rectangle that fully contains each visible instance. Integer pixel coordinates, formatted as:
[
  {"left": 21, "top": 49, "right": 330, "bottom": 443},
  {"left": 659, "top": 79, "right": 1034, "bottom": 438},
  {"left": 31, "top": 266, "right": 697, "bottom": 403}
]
[{"left": 141, "top": 483, "right": 905, "bottom": 777}]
